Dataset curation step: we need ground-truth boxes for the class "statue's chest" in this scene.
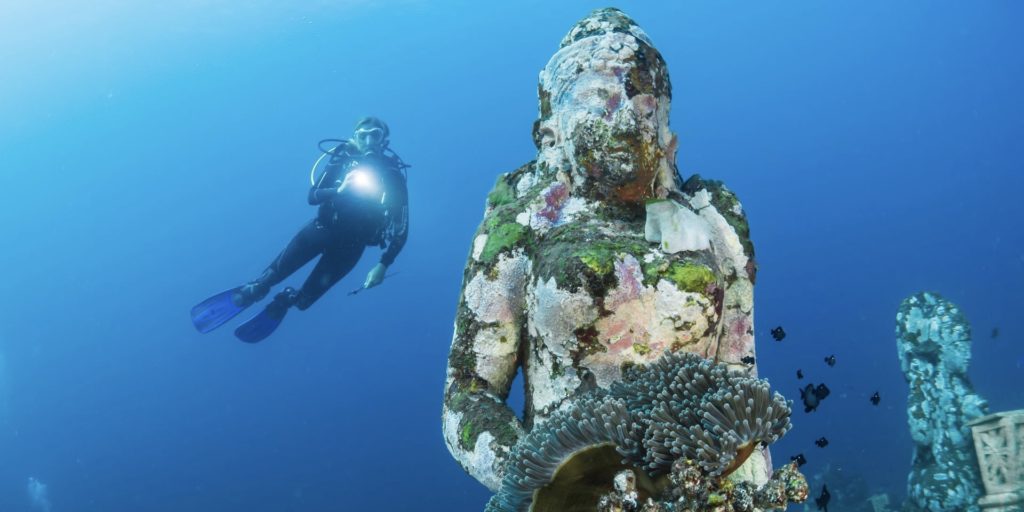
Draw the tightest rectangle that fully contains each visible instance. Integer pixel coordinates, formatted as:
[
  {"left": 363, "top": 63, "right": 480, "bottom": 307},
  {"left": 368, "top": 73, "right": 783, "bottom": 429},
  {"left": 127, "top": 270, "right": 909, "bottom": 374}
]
[{"left": 523, "top": 221, "right": 726, "bottom": 410}]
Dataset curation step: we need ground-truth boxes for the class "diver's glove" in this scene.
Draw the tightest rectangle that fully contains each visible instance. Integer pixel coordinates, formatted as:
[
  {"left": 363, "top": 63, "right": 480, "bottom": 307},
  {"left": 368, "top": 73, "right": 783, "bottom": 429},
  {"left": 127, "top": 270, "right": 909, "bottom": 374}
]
[
  {"left": 336, "top": 172, "right": 359, "bottom": 194},
  {"left": 364, "top": 262, "right": 387, "bottom": 289},
  {"left": 310, "top": 187, "right": 340, "bottom": 204}
]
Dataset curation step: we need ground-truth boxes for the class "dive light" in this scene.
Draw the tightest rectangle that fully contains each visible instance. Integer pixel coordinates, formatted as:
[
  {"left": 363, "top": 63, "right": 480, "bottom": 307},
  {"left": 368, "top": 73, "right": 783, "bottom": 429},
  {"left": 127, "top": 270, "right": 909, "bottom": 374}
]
[
  {"left": 338, "top": 166, "right": 384, "bottom": 202},
  {"left": 348, "top": 168, "right": 376, "bottom": 192}
]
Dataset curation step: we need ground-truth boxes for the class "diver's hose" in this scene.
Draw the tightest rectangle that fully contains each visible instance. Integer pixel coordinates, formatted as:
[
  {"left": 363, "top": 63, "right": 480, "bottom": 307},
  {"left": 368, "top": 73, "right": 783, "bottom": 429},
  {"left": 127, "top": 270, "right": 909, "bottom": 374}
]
[
  {"left": 310, "top": 139, "right": 347, "bottom": 185},
  {"left": 310, "top": 151, "right": 331, "bottom": 186},
  {"left": 310, "top": 138, "right": 411, "bottom": 185}
]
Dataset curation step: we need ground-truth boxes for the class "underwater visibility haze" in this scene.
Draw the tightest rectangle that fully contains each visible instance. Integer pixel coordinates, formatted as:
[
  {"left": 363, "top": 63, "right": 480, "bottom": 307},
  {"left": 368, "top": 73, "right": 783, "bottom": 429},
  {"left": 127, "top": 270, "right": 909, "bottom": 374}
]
[{"left": 1, "top": 1, "right": 1022, "bottom": 511}]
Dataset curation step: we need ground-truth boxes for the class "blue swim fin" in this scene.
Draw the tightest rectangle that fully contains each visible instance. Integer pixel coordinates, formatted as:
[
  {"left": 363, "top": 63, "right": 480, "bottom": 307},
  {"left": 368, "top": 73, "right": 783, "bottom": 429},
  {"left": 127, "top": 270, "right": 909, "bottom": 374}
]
[
  {"left": 191, "top": 288, "right": 247, "bottom": 333},
  {"left": 234, "top": 303, "right": 288, "bottom": 343}
]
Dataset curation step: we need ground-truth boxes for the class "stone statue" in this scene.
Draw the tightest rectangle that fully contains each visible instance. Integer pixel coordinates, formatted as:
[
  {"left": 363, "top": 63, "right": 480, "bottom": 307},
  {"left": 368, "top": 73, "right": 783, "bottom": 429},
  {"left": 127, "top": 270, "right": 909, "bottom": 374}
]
[
  {"left": 442, "top": 8, "right": 761, "bottom": 492},
  {"left": 896, "top": 291, "right": 989, "bottom": 512}
]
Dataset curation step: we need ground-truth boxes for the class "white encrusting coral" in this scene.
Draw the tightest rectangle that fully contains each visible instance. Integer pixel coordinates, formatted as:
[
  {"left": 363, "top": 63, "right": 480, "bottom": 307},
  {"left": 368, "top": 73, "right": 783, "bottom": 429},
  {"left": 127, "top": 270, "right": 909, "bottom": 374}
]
[
  {"left": 644, "top": 200, "right": 713, "bottom": 254},
  {"left": 469, "top": 433, "right": 502, "bottom": 492},
  {"left": 527, "top": 345, "right": 581, "bottom": 416},
  {"left": 472, "top": 234, "right": 488, "bottom": 261},
  {"left": 686, "top": 189, "right": 749, "bottom": 280},
  {"left": 474, "top": 324, "right": 520, "bottom": 391},
  {"left": 464, "top": 252, "right": 531, "bottom": 324},
  {"left": 527, "top": 277, "right": 596, "bottom": 354}
]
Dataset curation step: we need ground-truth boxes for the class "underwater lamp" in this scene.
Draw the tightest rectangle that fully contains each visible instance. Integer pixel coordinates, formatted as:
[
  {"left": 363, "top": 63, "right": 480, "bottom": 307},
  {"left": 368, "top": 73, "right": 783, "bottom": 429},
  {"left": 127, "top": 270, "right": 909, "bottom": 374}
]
[{"left": 347, "top": 167, "right": 379, "bottom": 195}]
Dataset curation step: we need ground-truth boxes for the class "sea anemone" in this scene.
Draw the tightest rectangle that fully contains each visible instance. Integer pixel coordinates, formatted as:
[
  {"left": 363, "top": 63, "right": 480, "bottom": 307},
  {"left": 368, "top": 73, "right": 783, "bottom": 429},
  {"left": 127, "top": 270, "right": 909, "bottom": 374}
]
[
  {"left": 485, "top": 395, "right": 646, "bottom": 512},
  {"left": 618, "top": 352, "right": 792, "bottom": 476},
  {"left": 487, "top": 352, "right": 793, "bottom": 511}
]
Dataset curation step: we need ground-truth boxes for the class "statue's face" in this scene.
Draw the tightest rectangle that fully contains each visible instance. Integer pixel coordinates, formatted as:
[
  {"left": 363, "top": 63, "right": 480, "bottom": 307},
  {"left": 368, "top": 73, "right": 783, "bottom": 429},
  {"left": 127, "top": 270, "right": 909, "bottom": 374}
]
[{"left": 536, "top": 10, "right": 676, "bottom": 204}]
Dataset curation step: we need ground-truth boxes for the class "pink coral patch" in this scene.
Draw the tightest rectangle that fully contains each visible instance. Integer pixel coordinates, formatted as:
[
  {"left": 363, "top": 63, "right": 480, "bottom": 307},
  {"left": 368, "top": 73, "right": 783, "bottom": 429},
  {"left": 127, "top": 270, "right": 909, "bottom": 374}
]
[
  {"left": 604, "top": 92, "right": 622, "bottom": 121},
  {"left": 536, "top": 182, "right": 569, "bottom": 224},
  {"left": 600, "top": 256, "right": 650, "bottom": 355},
  {"left": 606, "top": 256, "right": 643, "bottom": 307},
  {"left": 605, "top": 319, "right": 642, "bottom": 355},
  {"left": 722, "top": 314, "right": 754, "bottom": 361},
  {"left": 730, "top": 315, "right": 749, "bottom": 338}
]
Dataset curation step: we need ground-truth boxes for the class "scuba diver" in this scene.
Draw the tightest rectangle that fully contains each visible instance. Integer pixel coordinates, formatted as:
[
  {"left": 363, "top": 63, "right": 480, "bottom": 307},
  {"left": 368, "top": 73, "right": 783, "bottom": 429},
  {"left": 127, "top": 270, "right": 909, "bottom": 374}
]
[{"left": 191, "top": 117, "right": 409, "bottom": 342}]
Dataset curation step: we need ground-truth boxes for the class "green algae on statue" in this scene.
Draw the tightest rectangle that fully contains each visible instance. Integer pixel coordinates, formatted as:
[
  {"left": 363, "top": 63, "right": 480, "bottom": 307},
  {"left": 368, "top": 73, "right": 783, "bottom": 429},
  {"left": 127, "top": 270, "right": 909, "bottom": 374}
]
[{"left": 442, "top": 7, "right": 765, "bottom": 496}]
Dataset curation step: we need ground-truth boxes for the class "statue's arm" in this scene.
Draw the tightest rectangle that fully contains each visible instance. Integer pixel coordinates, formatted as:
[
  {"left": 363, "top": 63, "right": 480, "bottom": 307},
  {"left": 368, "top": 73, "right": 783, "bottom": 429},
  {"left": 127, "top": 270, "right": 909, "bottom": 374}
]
[
  {"left": 707, "top": 182, "right": 757, "bottom": 371},
  {"left": 695, "top": 179, "right": 772, "bottom": 481},
  {"left": 442, "top": 296, "right": 525, "bottom": 492},
  {"left": 678, "top": 176, "right": 757, "bottom": 370},
  {"left": 442, "top": 176, "right": 533, "bottom": 492}
]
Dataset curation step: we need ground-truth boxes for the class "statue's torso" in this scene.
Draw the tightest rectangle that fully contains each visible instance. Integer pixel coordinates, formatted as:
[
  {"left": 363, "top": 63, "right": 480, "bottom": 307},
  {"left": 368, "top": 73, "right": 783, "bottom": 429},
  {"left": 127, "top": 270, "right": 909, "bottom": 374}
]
[
  {"left": 445, "top": 164, "right": 758, "bottom": 491},
  {"left": 520, "top": 213, "right": 727, "bottom": 425}
]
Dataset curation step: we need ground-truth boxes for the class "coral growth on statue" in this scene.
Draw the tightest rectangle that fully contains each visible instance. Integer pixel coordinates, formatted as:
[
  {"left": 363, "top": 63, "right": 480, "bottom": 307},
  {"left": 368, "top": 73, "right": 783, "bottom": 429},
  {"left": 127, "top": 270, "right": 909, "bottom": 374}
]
[
  {"left": 596, "top": 461, "right": 807, "bottom": 512},
  {"left": 442, "top": 7, "right": 766, "bottom": 496},
  {"left": 896, "top": 292, "right": 988, "bottom": 512}
]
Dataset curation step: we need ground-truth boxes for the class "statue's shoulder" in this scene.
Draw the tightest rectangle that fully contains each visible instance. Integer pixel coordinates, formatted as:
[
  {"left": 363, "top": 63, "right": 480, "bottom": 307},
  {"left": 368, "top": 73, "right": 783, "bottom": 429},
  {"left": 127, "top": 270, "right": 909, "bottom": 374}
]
[
  {"left": 677, "top": 173, "right": 755, "bottom": 280},
  {"left": 486, "top": 161, "right": 551, "bottom": 209},
  {"left": 679, "top": 174, "right": 745, "bottom": 217},
  {"left": 466, "top": 162, "right": 547, "bottom": 267}
]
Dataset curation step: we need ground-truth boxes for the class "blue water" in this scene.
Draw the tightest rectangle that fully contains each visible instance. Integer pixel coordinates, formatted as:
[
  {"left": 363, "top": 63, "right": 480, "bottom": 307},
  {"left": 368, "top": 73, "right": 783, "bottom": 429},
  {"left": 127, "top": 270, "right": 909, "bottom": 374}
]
[{"left": 1, "top": 1, "right": 1021, "bottom": 510}]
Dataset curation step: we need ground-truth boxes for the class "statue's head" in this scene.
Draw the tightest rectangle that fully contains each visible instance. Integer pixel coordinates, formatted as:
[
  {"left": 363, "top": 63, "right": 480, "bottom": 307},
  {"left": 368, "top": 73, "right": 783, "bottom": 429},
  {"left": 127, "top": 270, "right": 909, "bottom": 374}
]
[{"left": 535, "top": 8, "right": 678, "bottom": 206}]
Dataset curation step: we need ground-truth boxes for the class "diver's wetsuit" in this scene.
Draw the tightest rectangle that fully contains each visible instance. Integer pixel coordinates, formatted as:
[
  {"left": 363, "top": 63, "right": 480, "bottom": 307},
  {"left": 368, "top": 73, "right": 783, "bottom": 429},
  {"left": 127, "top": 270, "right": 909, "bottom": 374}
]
[{"left": 239, "top": 144, "right": 408, "bottom": 310}]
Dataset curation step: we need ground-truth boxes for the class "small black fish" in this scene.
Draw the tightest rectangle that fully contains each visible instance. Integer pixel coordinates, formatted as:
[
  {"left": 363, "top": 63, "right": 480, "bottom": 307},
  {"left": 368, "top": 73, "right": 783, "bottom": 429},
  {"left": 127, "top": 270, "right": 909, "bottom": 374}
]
[
  {"left": 991, "top": 327, "right": 999, "bottom": 339},
  {"left": 797, "top": 369, "right": 804, "bottom": 379},
  {"left": 815, "top": 437, "right": 829, "bottom": 448},
  {"left": 815, "top": 484, "right": 830, "bottom": 512},
  {"left": 824, "top": 354, "right": 836, "bottom": 367},
  {"left": 801, "top": 383, "right": 831, "bottom": 412},
  {"left": 771, "top": 326, "right": 786, "bottom": 341},
  {"left": 870, "top": 391, "right": 881, "bottom": 405},
  {"left": 790, "top": 453, "right": 807, "bottom": 467},
  {"left": 741, "top": 355, "right": 756, "bottom": 365}
]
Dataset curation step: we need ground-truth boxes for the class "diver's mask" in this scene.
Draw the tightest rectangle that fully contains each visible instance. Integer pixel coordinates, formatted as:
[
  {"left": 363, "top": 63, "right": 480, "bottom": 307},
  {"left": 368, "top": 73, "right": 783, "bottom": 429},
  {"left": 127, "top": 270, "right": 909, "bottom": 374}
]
[{"left": 354, "top": 126, "right": 385, "bottom": 154}]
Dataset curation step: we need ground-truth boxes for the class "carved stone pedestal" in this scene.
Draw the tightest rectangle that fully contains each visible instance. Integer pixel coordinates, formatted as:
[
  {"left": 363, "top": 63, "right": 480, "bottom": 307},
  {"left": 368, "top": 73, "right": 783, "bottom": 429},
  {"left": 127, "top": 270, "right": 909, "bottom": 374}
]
[{"left": 969, "top": 410, "right": 1024, "bottom": 512}]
